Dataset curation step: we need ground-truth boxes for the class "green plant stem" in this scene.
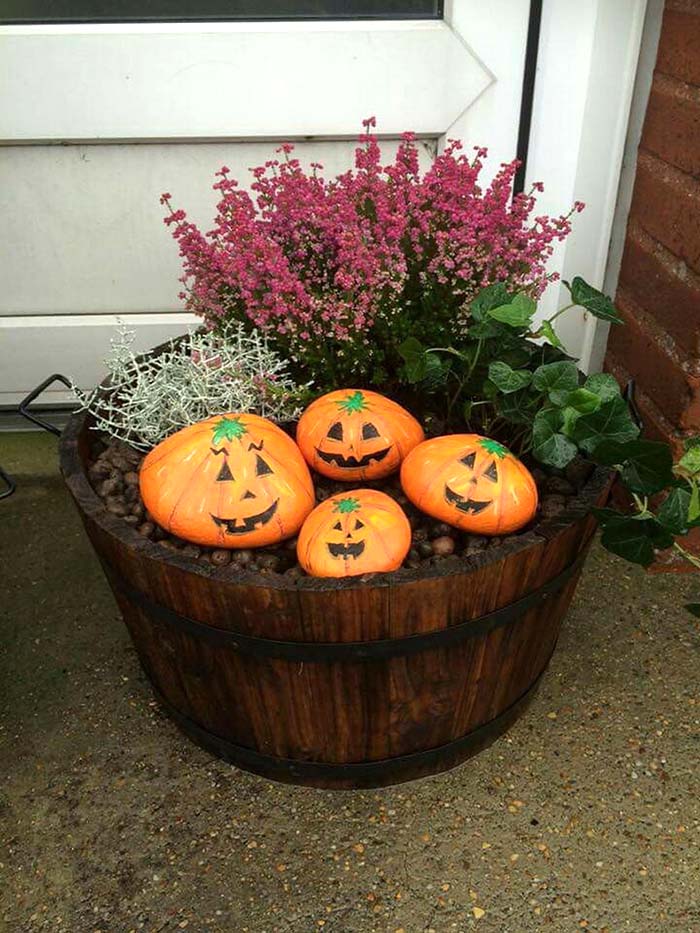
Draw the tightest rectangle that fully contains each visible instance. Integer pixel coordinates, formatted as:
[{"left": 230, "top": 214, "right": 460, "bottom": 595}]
[
  {"left": 545, "top": 302, "right": 575, "bottom": 325},
  {"left": 673, "top": 541, "right": 700, "bottom": 571}
]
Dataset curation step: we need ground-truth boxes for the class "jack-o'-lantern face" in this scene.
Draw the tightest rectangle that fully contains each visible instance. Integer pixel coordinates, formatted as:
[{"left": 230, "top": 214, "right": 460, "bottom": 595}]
[
  {"left": 296, "top": 389, "right": 424, "bottom": 481},
  {"left": 400, "top": 434, "right": 538, "bottom": 536},
  {"left": 139, "top": 414, "right": 315, "bottom": 549},
  {"left": 297, "top": 490, "right": 412, "bottom": 577}
]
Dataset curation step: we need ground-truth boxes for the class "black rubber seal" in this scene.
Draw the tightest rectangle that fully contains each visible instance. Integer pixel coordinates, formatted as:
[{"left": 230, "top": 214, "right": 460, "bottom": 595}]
[{"left": 103, "top": 547, "right": 585, "bottom": 662}]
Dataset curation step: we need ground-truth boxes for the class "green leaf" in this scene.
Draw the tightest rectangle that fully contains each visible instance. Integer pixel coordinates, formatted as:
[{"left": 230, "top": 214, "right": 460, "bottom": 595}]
[
  {"left": 532, "top": 408, "right": 578, "bottom": 468},
  {"left": 422, "top": 352, "right": 451, "bottom": 389},
  {"left": 565, "top": 276, "right": 623, "bottom": 324},
  {"left": 679, "top": 444, "right": 700, "bottom": 477},
  {"left": 488, "top": 361, "right": 533, "bottom": 394},
  {"left": 532, "top": 360, "right": 579, "bottom": 395},
  {"left": 584, "top": 372, "right": 621, "bottom": 403},
  {"left": 549, "top": 387, "right": 601, "bottom": 414},
  {"left": 593, "top": 439, "right": 674, "bottom": 495},
  {"left": 211, "top": 416, "right": 247, "bottom": 445},
  {"left": 572, "top": 396, "right": 640, "bottom": 455},
  {"left": 496, "top": 388, "right": 538, "bottom": 425},
  {"left": 487, "top": 293, "right": 536, "bottom": 329},
  {"left": 539, "top": 319, "right": 565, "bottom": 350},
  {"left": 685, "top": 603, "right": 700, "bottom": 618},
  {"left": 597, "top": 514, "right": 671, "bottom": 567},
  {"left": 398, "top": 337, "right": 428, "bottom": 384},
  {"left": 689, "top": 481, "right": 700, "bottom": 523},
  {"left": 470, "top": 283, "right": 511, "bottom": 321},
  {"left": 657, "top": 487, "right": 691, "bottom": 535}
]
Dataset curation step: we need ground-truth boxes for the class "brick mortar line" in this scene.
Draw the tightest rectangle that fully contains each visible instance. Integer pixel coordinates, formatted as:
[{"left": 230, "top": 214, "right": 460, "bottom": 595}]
[
  {"left": 616, "top": 285, "right": 699, "bottom": 374},
  {"left": 652, "top": 71, "right": 700, "bottom": 103},
  {"left": 636, "top": 148, "right": 700, "bottom": 193},
  {"left": 626, "top": 218, "right": 700, "bottom": 289}
]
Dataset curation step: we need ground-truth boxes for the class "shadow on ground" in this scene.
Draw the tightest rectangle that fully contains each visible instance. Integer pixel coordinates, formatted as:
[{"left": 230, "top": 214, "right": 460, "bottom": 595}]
[{"left": 1, "top": 432, "right": 698, "bottom": 932}]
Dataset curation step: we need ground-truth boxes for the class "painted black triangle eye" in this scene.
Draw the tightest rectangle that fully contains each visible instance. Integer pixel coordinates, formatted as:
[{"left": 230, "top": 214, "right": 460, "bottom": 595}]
[
  {"left": 355, "top": 518, "right": 365, "bottom": 530},
  {"left": 216, "top": 460, "right": 234, "bottom": 482},
  {"left": 362, "top": 423, "right": 379, "bottom": 440},
  {"left": 460, "top": 452, "right": 477, "bottom": 469},
  {"left": 333, "top": 521, "right": 342, "bottom": 531},
  {"left": 484, "top": 461, "right": 498, "bottom": 482},
  {"left": 255, "top": 454, "right": 273, "bottom": 477},
  {"left": 327, "top": 422, "right": 343, "bottom": 441}
]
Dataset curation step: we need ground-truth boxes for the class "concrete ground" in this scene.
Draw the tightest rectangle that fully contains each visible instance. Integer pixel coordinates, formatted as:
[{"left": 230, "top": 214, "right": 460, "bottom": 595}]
[{"left": 1, "top": 431, "right": 699, "bottom": 933}]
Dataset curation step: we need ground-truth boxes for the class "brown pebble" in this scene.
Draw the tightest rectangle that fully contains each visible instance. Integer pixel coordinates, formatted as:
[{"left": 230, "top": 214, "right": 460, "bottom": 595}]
[
  {"left": 181, "top": 545, "right": 201, "bottom": 559},
  {"left": 123, "top": 471, "right": 139, "bottom": 486},
  {"left": 430, "top": 522, "right": 453, "bottom": 539},
  {"left": 210, "top": 549, "right": 231, "bottom": 566},
  {"left": 130, "top": 503, "right": 145, "bottom": 519},
  {"left": 545, "top": 476, "right": 576, "bottom": 496},
  {"left": 565, "top": 457, "right": 595, "bottom": 489},
  {"left": 105, "top": 497, "right": 129, "bottom": 517},
  {"left": 159, "top": 539, "right": 178, "bottom": 551},
  {"left": 412, "top": 527, "right": 428, "bottom": 543},
  {"left": 89, "top": 460, "right": 113, "bottom": 481},
  {"left": 123, "top": 514, "right": 140, "bottom": 526},
  {"left": 98, "top": 477, "right": 121, "bottom": 498},
  {"left": 431, "top": 535, "right": 456, "bottom": 557},
  {"left": 284, "top": 566, "right": 303, "bottom": 579},
  {"left": 234, "top": 549, "right": 253, "bottom": 566},
  {"left": 257, "top": 554, "right": 280, "bottom": 572},
  {"left": 137, "top": 522, "right": 155, "bottom": 538},
  {"left": 417, "top": 541, "right": 434, "bottom": 559}
]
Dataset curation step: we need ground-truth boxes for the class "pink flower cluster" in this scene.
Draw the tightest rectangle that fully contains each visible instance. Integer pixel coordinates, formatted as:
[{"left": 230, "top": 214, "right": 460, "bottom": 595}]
[{"left": 162, "top": 121, "right": 581, "bottom": 379}]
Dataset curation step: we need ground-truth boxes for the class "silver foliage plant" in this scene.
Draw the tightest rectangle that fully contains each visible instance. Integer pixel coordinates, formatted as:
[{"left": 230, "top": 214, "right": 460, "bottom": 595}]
[{"left": 74, "top": 323, "right": 309, "bottom": 450}]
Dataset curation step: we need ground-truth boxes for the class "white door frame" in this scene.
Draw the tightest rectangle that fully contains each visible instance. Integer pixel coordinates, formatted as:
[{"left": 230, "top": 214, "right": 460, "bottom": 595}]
[{"left": 0, "top": 0, "right": 648, "bottom": 406}]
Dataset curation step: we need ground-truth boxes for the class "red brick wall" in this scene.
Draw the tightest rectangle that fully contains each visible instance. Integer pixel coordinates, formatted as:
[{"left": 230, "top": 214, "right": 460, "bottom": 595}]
[{"left": 605, "top": 0, "right": 700, "bottom": 454}]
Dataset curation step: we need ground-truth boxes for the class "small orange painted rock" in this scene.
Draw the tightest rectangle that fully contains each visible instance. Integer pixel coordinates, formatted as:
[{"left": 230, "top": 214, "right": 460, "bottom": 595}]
[
  {"left": 139, "top": 413, "right": 314, "bottom": 549},
  {"left": 400, "top": 434, "right": 538, "bottom": 536},
  {"left": 296, "top": 389, "right": 424, "bottom": 481},
  {"left": 297, "top": 489, "right": 411, "bottom": 578}
]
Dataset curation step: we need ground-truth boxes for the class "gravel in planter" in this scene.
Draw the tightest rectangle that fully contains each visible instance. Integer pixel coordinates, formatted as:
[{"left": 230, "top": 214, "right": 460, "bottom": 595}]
[{"left": 87, "top": 437, "right": 591, "bottom": 578}]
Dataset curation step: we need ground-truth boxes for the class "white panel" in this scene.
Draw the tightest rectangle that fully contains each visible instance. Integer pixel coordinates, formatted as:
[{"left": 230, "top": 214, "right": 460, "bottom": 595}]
[
  {"left": 526, "top": 0, "right": 647, "bottom": 371},
  {"left": 444, "top": 0, "right": 530, "bottom": 176},
  {"left": 0, "top": 140, "right": 435, "bottom": 317},
  {"left": 0, "top": 313, "right": 197, "bottom": 406},
  {"left": 0, "top": 21, "right": 491, "bottom": 142}
]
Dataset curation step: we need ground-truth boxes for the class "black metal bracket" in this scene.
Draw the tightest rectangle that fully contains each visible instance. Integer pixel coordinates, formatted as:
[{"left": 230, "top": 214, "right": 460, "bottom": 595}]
[
  {"left": 18, "top": 373, "right": 72, "bottom": 436},
  {"left": 103, "top": 547, "right": 586, "bottom": 662},
  {"left": 623, "top": 379, "right": 644, "bottom": 432},
  {"left": 0, "top": 466, "right": 16, "bottom": 500}
]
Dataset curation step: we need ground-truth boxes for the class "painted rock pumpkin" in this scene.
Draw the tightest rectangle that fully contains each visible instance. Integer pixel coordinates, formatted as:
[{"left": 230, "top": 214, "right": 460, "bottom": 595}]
[
  {"left": 297, "top": 490, "right": 411, "bottom": 578},
  {"left": 139, "top": 414, "right": 315, "bottom": 549},
  {"left": 400, "top": 434, "right": 538, "bottom": 536},
  {"left": 296, "top": 389, "right": 424, "bottom": 482}
]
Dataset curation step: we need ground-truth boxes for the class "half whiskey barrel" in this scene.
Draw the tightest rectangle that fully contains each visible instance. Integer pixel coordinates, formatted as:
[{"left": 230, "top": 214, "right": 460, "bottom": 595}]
[{"left": 60, "top": 411, "right": 611, "bottom": 788}]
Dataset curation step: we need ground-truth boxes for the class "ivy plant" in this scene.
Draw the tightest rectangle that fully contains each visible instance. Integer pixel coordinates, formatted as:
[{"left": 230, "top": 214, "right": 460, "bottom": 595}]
[{"left": 396, "top": 279, "right": 700, "bottom": 610}]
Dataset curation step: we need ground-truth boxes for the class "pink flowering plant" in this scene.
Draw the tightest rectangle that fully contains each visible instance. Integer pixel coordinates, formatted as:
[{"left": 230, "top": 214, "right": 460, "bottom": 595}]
[
  {"left": 161, "top": 123, "right": 700, "bottom": 593},
  {"left": 162, "top": 120, "right": 581, "bottom": 389}
]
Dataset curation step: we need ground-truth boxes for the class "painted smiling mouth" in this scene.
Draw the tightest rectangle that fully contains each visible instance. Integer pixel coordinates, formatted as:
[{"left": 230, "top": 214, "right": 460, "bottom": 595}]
[
  {"left": 444, "top": 485, "right": 491, "bottom": 515},
  {"left": 327, "top": 541, "right": 366, "bottom": 559},
  {"left": 211, "top": 498, "right": 279, "bottom": 535},
  {"left": 316, "top": 447, "right": 391, "bottom": 469}
]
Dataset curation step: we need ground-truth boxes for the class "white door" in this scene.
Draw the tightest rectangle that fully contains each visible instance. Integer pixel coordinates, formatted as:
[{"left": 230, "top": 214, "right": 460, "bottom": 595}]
[{"left": 0, "top": 0, "right": 647, "bottom": 407}]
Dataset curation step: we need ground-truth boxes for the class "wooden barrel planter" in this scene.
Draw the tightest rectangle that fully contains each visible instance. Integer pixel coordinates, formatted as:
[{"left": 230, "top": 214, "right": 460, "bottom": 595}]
[{"left": 57, "top": 409, "right": 611, "bottom": 789}]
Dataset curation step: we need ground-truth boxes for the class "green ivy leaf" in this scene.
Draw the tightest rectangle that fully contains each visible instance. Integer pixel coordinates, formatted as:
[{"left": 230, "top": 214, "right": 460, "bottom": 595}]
[
  {"left": 565, "top": 276, "right": 623, "bottom": 324},
  {"left": 488, "top": 361, "right": 533, "bottom": 394},
  {"left": 496, "top": 388, "right": 538, "bottom": 425},
  {"left": 572, "top": 396, "right": 640, "bottom": 455},
  {"left": 398, "top": 337, "right": 428, "bottom": 384},
  {"left": 679, "top": 443, "right": 700, "bottom": 477},
  {"left": 584, "top": 372, "right": 621, "bottom": 403},
  {"left": 549, "top": 387, "right": 601, "bottom": 414},
  {"left": 532, "top": 408, "right": 578, "bottom": 468},
  {"left": 487, "top": 293, "right": 536, "bottom": 329},
  {"left": 592, "top": 439, "right": 673, "bottom": 495},
  {"left": 470, "top": 283, "right": 511, "bottom": 320},
  {"left": 539, "top": 320, "right": 565, "bottom": 350},
  {"left": 689, "top": 482, "right": 700, "bottom": 523},
  {"left": 595, "top": 513, "right": 672, "bottom": 567},
  {"left": 532, "top": 360, "right": 579, "bottom": 395},
  {"left": 657, "top": 487, "right": 691, "bottom": 535}
]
